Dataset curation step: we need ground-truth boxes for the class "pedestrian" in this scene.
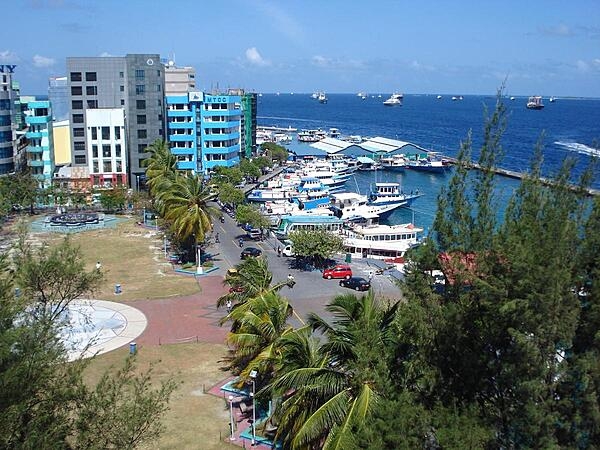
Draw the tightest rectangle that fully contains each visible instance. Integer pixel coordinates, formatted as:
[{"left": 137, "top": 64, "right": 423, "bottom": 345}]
[
  {"left": 287, "top": 273, "right": 295, "bottom": 287},
  {"left": 95, "top": 261, "right": 102, "bottom": 270},
  {"left": 277, "top": 246, "right": 282, "bottom": 257},
  {"left": 215, "top": 233, "right": 220, "bottom": 243},
  {"left": 368, "top": 270, "right": 373, "bottom": 281},
  {"left": 226, "top": 299, "right": 232, "bottom": 313}
]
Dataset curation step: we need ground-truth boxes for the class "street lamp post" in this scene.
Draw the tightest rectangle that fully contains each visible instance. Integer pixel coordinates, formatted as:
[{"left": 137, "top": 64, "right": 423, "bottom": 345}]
[
  {"left": 250, "top": 370, "right": 258, "bottom": 446},
  {"left": 142, "top": 207, "right": 146, "bottom": 225},
  {"left": 228, "top": 395, "right": 235, "bottom": 441},
  {"left": 136, "top": 175, "right": 139, "bottom": 192}
]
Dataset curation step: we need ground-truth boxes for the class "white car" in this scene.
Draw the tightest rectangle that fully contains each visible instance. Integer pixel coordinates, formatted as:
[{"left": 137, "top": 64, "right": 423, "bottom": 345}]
[{"left": 282, "top": 245, "right": 294, "bottom": 257}]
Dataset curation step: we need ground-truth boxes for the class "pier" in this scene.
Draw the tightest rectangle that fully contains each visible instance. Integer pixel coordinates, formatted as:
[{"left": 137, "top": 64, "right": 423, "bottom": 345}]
[
  {"left": 442, "top": 156, "right": 600, "bottom": 197},
  {"left": 257, "top": 125, "right": 298, "bottom": 132}
]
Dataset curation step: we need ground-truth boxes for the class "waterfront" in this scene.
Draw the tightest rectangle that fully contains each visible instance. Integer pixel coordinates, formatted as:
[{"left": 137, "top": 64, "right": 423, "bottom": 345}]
[{"left": 257, "top": 93, "right": 600, "bottom": 232}]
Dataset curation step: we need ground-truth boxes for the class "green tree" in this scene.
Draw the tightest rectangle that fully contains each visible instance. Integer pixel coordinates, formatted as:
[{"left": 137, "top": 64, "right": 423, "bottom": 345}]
[
  {"left": 288, "top": 228, "right": 344, "bottom": 268},
  {"left": 99, "top": 187, "right": 127, "bottom": 213},
  {"left": 261, "top": 142, "right": 289, "bottom": 163},
  {"left": 143, "top": 139, "right": 177, "bottom": 196},
  {"left": 217, "top": 182, "right": 245, "bottom": 206},
  {"left": 240, "top": 159, "right": 261, "bottom": 179},
  {"left": 252, "top": 156, "right": 273, "bottom": 169},
  {"left": 234, "top": 204, "right": 271, "bottom": 230},
  {"left": 212, "top": 166, "right": 243, "bottom": 185}
]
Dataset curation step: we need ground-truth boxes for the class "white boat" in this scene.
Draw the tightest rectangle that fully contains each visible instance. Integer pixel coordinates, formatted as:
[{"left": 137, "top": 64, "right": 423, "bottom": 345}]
[
  {"left": 452, "top": 96, "right": 458, "bottom": 101},
  {"left": 298, "top": 129, "right": 327, "bottom": 142},
  {"left": 437, "top": 95, "right": 442, "bottom": 99},
  {"left": 311, "top": 92, "right": 319, "bottom": 99},
  {"left": 380, "top": 154, "right": 408, "bottom": 171},
  {"left": 342, "top": 222, "right": 423, "bottom": 262},
  {"left": 318, "top": 92, "right": 328, "bottom": 104},
  {"left": 357, "top": 92, "right": 367, "bottom": 99},
  {"left": 526, "top": 96, "right": 544, "bottom": 110},
  {"left": 330, "top": 192, "right": 401, "bottom": 222},
  {"left": 404, "top": 153, "right": 450, "bottom": 173},
  {"left": 549, "top": 96, "right": 556, "bottom": 103},
  {"left": 369, "top": 182, "right": 422, "bottom": 208},
  {"left": 383, "top": 93, "right": 403, "bottom": 106},
  {"left": 328, "top": 128, "right": 341, "bottom": 138},
  {"left": 510, "top": 96, "right": 515, "bottom": 100},
  {"left": 274, "top": 215, "right": 344, "bottom": 238}
]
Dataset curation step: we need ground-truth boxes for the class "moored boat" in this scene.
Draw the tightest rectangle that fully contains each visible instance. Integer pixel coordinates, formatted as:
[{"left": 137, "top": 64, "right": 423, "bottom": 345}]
[
  {"left": 383, "top": 93, "right": 403, "bottom": 106},
  {"left": 342, "top": 222, "right": 422, "bottom": 261},
  {"left": 368, "top": 182, "right": 422, "bottom": 210},
  {"left": 526, "top": 96, "right": 544, "bottom": 109}
]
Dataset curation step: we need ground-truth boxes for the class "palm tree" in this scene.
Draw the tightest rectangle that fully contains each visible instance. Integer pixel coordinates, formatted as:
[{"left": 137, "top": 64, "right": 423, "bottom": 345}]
[
  {"left": 222, "top": 291, "right": 295, "bottom": 380},
  {"left": 267, "top": 292, "right": 399, "bottom": 449},
  {"left": 158, "top": 173, "right": 217, "bottom": 255},
  {"left": 143, "top": 140, "right": 177, "bottom": 197}
]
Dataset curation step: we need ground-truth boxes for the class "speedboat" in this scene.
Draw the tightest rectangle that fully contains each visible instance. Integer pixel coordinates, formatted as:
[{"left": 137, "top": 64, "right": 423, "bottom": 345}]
[
  {"left": 383, "top": 93, "right": 403, "bottom": 106},
  {"left": 437, "top": 95, "right": 442, "bottom": 99},
  {"left": 369, "top": 182, "right": 422, "bottom": 208},
  {"left": 526, "top": 96, "right": 544, "bottom": 109}
]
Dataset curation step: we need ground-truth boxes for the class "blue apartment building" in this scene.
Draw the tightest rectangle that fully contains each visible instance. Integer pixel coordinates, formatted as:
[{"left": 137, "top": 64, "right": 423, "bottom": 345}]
[
  {"left": 166, "top": 91, "right": 241, "bottom": 174},
  {"left": 25, "top": 100, "right": 54, "bottom": 187}
]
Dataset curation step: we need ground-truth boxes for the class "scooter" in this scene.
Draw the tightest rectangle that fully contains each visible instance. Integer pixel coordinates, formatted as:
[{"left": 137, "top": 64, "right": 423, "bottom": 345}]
[{"left": 220, "top": 216, "right": 225, "bottom": 223}]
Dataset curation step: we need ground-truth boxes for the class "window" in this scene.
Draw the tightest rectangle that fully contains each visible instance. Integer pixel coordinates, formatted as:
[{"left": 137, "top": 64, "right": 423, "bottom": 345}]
[
  {"left": 158, "top": 114, "right": 162, "bottom": 122},
  {"left": 157, "top": 99, "right": 161, "bottom": 107},
  {"left": 135, "top": 69, "right": 145, "bottom": 80},
  {"left": 103, "top": 161, "right": 112, "bottom": 172},
  {"left": 101, "top": 127, "right": 110, "bottom": 140},
  {"left": 92, "top": 145, "right": 98, "bottom": 157},
  {"left": 136, "top": 100, "right": 146, "bottom": 110},
  {"left": 92, "top": 161, "right": 98, "bottom": 173},
  {"left": 115, "top": 144, "right": 121, "bottom": 157},
  {"left": 120, "top": 99, "right": 125, "bottom": 106},
  {"left": 73, "top": 128, "right": 84, "bottom": 137},
  {"left": 135, "top": 85, "right": 145, "bottom": 95},
  {"left": 119, "top": 71, "right": 124, "bottom": 78},
  {"left": 87, "top": 100, "right": 98, "bottom": 109},
  {"left": 71, "top": 86, "right": 82, "bottom": 95},
  {"left": 137, "top": 114, "right": 146, "bottom": 124},
  {"left": 116, "top": 160, "right": 122, "bottom": 172},
  {"left": 74, "top": 141, "right": 85, "bottom": 151},
  {"left": 86, "top": 86, "right": 97, "bottom": 95},
  {"left": 139, "top": 158, "right": 146, "bottom": 168},
  {"left": 120, "top": 85, "right": 124, "bottom": 92},
  {"left": 72, "top": 114, "right": 84, "bottom": 123},
  {"left": 102, "top": 144, "right": 111, "bottom": 158},
  {"left": 70, "top": 72, "right": 82, "bottom": 82},
  {"left": 137, "top": 129, "right": 147, "bottom": 139},
  {"left": 71, "top": 100, "right": 83, "bottom": 109},
  {"left": 85, "top": 72, "right": 97, "bottom": 81},
  {"left": 138, "top": 144, "right": 147, "bottom": 153},
  {"left": 114, "top": 127, "right": 121, "bottom": 139},
  {"left": 91, "top": 128, "right": 97, "bottom": 140},
  {"left": 156, "top": 84, "right": 161, "bottom": 92}
]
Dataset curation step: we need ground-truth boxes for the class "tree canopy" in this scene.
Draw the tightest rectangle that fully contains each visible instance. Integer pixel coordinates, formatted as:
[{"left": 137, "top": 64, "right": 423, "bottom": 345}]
[{"left": 288, "top": 229, "right": 344, "bottom": 268}]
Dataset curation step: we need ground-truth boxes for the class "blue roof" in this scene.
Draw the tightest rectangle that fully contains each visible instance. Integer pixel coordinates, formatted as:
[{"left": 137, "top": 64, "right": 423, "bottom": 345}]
[{"left": 292, "top": 147, "right": 328, "bottom": 157}]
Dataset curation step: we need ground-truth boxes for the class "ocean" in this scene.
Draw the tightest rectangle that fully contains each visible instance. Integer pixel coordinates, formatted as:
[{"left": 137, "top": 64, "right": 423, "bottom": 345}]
[{"left": 256, "top": 93, "right": 600, "bottom": 232}]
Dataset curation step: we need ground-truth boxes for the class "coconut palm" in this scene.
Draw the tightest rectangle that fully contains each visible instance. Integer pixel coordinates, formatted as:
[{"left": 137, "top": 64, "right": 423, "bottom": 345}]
[
  {"left": 221, "top": 291, "right": 295, "bottom": 380},
  {"left": 143, "top": 139, "right": 177, "bottom": 197},
  {"left": 267, "top": 291, "right": 399, "bottom": 449},
  {"left": 158, "top": 173, "right": 217, "bottom": 249}
]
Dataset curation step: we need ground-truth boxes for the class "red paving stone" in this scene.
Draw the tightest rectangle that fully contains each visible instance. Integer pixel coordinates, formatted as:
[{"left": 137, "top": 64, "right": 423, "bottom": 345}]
[{"left": 130, "top": 275, "right": 229, "bottom": 346}]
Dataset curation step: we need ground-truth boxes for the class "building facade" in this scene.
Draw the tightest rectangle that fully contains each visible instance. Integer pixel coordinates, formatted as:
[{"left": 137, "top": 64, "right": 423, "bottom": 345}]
[
  {"left": 164, "top": 63, "right": 196, "bottom": 96},
  {"left": 241, "top": 92, "right": 257, "bottom": 158},
  {"left": 85, "top": 108, "right": 127, "bottom": 188},
  {"left": 165, "top": 91, "right": 241, "bottom": 174},
  {"left": 0, "top": 72, "right": 17, "bottom": 175},
  {"left": 66, "top": 54, "right": 164, "bottom": 186},
  {"left": 25, "top": 100, "right": 54, "bottom": 187},
  {"left": 48, "top": 76, "right": 69, "bottom": 121}
]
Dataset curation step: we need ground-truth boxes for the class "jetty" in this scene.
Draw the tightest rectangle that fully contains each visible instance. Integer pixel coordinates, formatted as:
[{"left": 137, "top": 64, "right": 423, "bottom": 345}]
[
  {"left": 442, "top": 156, "right": 600, "bottom": 197},
  {"left": 258, "top": 125, "right": 298, "bottom": 132}
]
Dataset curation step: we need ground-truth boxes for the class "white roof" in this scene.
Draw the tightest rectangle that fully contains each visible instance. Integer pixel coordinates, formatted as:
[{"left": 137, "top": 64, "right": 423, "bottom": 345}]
[
  {"left": 360, "top": 137, "right": 429, "bottom": 154},
  {"left": 310, "top": 137, "right": 353, "bottom": 154},
  {"left": 331, "top": 192, "right": 366, "bottom": 201},
  {"left": 351, "top": 223, "right": 424, "bottom": 235}
]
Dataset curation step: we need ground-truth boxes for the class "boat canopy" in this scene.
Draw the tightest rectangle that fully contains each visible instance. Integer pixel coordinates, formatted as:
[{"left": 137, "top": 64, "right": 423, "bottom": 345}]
[{"left": 357, "top": 156, "right": 376, "bottom": 164}]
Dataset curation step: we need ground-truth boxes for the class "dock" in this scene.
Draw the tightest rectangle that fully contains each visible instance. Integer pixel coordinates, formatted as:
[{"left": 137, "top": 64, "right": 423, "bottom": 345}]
[
  {"left": 258, "top": 125, "right": 298, "bottom": 132},
  {"left": 242, "top": 166, "right": 285, "bottom": 195},
  {"left": 442, "top": 156, "right": 600, "bottom": 197}
]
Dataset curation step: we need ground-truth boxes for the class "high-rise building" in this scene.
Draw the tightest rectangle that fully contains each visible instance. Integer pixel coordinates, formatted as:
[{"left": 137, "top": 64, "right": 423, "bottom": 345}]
[
  {"left": 86, "top": 108, "right": 127, "bottom": 188},
  {"left": 48, "top": 76, "right": 69, "bottom": 121},
  {"left": 165, "top": 91, "right": 241, "bottom": 174},
  {"left": 66, "top": 54, "right": 165, "bottom": 186},
  {"left": 0, "top": 72, "right": 17, "bottom": 175},
  {"left": 24, "top": 100, "right": 54, "bottom": 187},
  {"left": 164, "top": 63, "right": 196, "bottom": 96},
  {"left": 240, "top": 92, "right": 257, "bottom": 158}
]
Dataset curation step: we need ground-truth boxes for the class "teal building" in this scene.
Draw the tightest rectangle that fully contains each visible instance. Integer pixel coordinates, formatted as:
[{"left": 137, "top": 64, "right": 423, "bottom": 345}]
[{"left": 25, "top": 100, "right": 55, "bottom": 187}]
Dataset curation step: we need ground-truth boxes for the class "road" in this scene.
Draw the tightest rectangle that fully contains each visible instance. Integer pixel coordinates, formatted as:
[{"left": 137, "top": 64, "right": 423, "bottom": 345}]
[{"left": 205, "top": 205, "right": 403, "bottom": 325}]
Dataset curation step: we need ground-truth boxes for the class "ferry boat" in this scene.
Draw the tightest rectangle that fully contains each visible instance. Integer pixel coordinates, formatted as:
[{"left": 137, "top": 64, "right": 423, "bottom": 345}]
[
  {"left": 330, "top": 192, "right": 403, "bottom": 221},
  {"left": 404, "top": 153, "right": 450, "bottom": 173},
  {"left": 294, "top": 178, "right": 332, "bottom": 209},
  {"left": 302, "top": 169, "right": 350, "bottom": 191},
  {"left": 297, "top": 129, "right": 327, "bottom": 142},
  {"left": 383, "top": 93, "right": 403, "bottom": 106},
  {"left": 247, "top": 187, "right": 295, "bottom": 203},
  {"left": 380, "top": 154, "right": 408, "bottom": 171},
  {"left": 274, "top": 215, "right": 344, "bottom": 238},
  {"left": 318, "top": 92, "right": 328, "bottom": 104},
  {"left": 369, "top": 182, "right": 422, "bottom": 208},
  {"left": 526, "top": 96, "right": 544, "bottom": 110},
  {"left": 343, "top": 222, "right": 422, "bottom": 261},
  {"left": 328, "top": 128, "right": 341, "bottom": 138}
]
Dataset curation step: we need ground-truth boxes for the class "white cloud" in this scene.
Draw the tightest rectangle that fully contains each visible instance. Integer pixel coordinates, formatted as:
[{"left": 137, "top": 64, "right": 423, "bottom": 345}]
[
  {"left": 0, "top": 50, "right": 18, "bottom": 63},
  {"left": 32, "top": 54, "right": 55, "bottom": 68},
  {"left": 410, "top": 60, "right": 435, "bottom": 72},
  {"left": 576, "top": 59, "right": 589, "bottom": 72},
  {"left": 312, "top": 55, "right": 329, "bottom": 67},
  {"left": 254, "top": 1, "right": 305, "bottom": 46},
  {"left": 311, "top": 55, "right": 365, "bottom": 71},
  {"left": 99, "top": 52, "right": 114, "bottom": 57},
  {"left": 245, "top": 47, "right": 270, "bottom": 66}
]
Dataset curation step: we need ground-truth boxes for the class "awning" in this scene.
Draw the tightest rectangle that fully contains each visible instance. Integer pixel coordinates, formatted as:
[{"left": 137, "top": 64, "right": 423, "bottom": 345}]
[{"left": 357, "top": 156, "right": 375, "bottom": 164}]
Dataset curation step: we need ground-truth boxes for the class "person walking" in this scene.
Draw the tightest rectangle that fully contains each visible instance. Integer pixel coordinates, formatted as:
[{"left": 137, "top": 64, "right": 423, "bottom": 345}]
[
  {"left": 368, "top": 270, "right": 373, "bottom": 282},
  {"left": 95, "top": 261, "right": 102, "bottom": 271},
  {"left": 287, "top": 273, "right": 296, "bottom": 287},
  {"left": 226, "top": 299, "right": 232, "bottom": 313},
  {"left": 215, "top": 233, "right": 220, "bottom": 243},
  {"left": 277, "top": 246, "right": 282, "bottom": 257}
]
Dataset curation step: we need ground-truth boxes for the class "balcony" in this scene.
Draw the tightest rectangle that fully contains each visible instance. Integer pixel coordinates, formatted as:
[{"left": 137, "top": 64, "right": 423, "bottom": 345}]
[
  {"left": 203, "top": 131, "right": 240, "bottom": 142},
  {"left": 167, "top": 110, "right": 193, "bottom": 118},
  {"left": 25, "top": 131, "right": 43, "bottom": 139},
  {"left": 26, "top": 116, "right": 50, "bottom": 125},
  {"left": 28, "top": 159, "right": 44, "bottom": 167},
  {"left": 168, "top": 121, "right": 194, "bottom": 130},
  {"left": 202, "top": 120, "right": 239, "bottom": 129},
  {"left": 176, "top": 160, "right": 196, "bottom": 170},
  {"left": 169, "top": 134, "right": 194, "bottom": 143},
  {"left": 201, "top": 109, "right": 241, "bottom": 118},
  {"left": 202, "top": 144, "right": 240, "bottom": 155},
  {"left": 26, "top": 146, "right": 43, "bottom": 153},
  {"left": 170, "top": 147, "right": 195, "bottom": 156}
]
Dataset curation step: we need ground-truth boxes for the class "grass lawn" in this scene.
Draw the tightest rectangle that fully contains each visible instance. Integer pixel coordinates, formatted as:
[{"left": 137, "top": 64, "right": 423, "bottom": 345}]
[
  {"left": 85, "top": 343, "right": 234, "bottom": 450},
  {"left": 33, "top": 218, "right": 201, "bottom": 301}
]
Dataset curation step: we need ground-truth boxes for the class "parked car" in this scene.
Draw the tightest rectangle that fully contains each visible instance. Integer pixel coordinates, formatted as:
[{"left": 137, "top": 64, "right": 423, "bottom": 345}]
[
  {"left": 247, "top": 228, "right": 262, "bottom": 240},
  {"left": 282, "top": 244, "right": 294, "bottom": 257},
  {"left": 339, "top": 277, "right": 371, "bottom": 291},
  {"left": 322, "top": 264, "right": 352, "bottom": 280},
  {"left": 240, "top": 247, "right": 262, "bottom": 259}
]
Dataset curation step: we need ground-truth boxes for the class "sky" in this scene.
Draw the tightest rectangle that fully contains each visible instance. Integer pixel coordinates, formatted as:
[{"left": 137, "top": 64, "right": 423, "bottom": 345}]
[{"left": 1, "top": 0, "right": 599, "bottom": 97}]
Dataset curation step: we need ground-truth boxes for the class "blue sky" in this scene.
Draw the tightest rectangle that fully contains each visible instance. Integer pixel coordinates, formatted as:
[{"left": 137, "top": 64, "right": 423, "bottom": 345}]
[{"left": 2, "top": 0, "right": 599, "bottom": 97}]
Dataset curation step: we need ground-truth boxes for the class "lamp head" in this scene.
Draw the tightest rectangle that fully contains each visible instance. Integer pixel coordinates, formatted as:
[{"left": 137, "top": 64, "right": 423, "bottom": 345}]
[{"left": 249, "top": 370, "right": 258, "bottom": 379}]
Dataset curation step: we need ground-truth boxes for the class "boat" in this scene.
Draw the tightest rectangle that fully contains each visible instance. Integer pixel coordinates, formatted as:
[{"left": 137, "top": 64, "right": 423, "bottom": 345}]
[
  {"left": 452, "top": 96, "right": 458, "bottom": 101},
  {"left": 380, "top": 154, "right": 408, "bottom": 171},
  {"left": 510, "top": 96, "right": 515, "bottom": 100},
  {"left": 297, "top": 129, "right": 327, "bottom": 142},
  {"left": 357, "top": 92, "right": 367, "bottom": 99},
  {"left": 368, "top": 182, "right": 422, "bottom": 208},
  {"left": 383, "top": 93, "right": 403, "bottom": 106},
  {"left": 328, "top": 128, "right": 341, "bottom": 138},
  {"left": 437, "top": 95, "right": 442, "bottom": 99},
  {"left": 526, "top": 96, "right": 544, "bottom": 110},
  {"left": 247, "top": 187, "right": 295, "bottom": 203},
  {"left": 356, "top": 156, "right": 380, "bottom": 171},
  {"left": 318, "top": 92, "right": 328, "bottom": 104},
  {"left": 342, "top": 222, "right": 423, "bottom": 262},
  {"left": 274, "top": 215, "right": 344, "bottom": 238},
  {"left": 311, "top": 92, "right": 319, "bottom": 99},
  {"left": 294, "top": 177, "right": 333, "bottom": 209},
  {"left": 330, "top": 192, "right": 403, "bottom": 222},
  {"left": 302, "top": 169, "right": 350, "bottom": 192},
  {"left": 404, "top": 153, "right": 450, "bottom": 173},
  {"left": 549, "top": 96, "right": 556, "bottom": 103}
]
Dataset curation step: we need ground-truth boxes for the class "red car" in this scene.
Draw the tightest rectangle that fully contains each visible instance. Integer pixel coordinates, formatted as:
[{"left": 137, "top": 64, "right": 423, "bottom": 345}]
[{"left": 322, "top": 264, "right": 352, "bottom": 280}]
